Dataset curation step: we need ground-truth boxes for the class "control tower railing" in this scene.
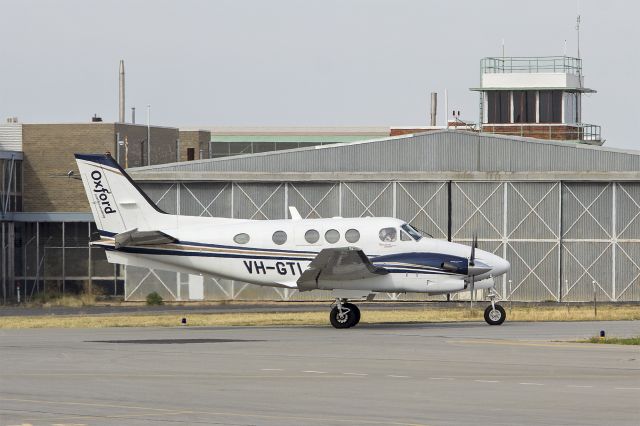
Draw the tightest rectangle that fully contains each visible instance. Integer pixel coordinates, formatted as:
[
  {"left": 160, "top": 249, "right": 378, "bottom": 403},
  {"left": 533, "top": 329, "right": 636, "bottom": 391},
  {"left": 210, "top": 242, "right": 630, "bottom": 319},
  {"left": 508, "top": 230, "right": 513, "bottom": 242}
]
[
  {"left": 481, "top": 123, "right": 602, "bottom": 145},
  {"left": 481, "top": 56, "right": 582, "bottom": 75}
]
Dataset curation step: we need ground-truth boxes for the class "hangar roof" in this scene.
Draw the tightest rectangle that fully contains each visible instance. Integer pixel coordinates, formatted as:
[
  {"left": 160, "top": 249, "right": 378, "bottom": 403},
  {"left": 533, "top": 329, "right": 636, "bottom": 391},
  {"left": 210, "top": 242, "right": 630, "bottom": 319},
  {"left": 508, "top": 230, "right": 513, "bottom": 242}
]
[{"left": 129, "top": 130, "right": 640, "bottom": 182}]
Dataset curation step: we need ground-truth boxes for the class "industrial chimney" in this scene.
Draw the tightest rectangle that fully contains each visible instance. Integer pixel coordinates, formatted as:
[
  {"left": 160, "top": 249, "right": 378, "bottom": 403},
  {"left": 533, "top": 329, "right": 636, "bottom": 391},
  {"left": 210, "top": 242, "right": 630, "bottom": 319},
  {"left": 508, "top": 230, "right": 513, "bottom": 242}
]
[
  {"left": 119, "top": 60, "right": 125, "bottom": 123},
  {"left": 430, "top": 92, "right": 437, "bottom": 126}
]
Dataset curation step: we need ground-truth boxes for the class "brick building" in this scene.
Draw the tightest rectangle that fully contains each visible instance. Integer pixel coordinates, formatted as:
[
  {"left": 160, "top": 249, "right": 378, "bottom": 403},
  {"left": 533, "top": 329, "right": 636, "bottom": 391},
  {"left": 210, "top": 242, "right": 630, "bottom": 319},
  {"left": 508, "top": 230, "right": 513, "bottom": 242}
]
[{"left": 0, "top": 121, "right": 210, "bottom": 301}]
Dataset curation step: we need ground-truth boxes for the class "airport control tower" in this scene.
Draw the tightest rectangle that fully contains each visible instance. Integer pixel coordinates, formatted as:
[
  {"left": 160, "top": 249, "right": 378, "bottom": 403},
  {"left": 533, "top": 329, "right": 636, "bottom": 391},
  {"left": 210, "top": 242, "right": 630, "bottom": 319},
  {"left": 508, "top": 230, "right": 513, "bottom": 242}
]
[{"left": 471, "top": 56, "right": 601, "bottom": 145}]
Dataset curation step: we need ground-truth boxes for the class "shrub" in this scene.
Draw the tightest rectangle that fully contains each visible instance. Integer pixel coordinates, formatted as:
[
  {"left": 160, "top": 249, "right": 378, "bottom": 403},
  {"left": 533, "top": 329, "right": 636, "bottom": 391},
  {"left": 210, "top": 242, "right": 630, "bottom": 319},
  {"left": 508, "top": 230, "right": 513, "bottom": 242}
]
[{"left": 146, "top": 291, "right": 164, "bottom": 306}]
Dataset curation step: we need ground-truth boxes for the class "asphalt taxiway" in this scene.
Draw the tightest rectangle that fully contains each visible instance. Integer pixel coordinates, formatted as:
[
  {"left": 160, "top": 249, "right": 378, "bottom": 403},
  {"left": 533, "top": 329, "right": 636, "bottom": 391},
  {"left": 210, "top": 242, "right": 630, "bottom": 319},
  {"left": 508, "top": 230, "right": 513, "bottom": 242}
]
[{"left": 1, "top": 321, "right": 639, "bottom": 425}]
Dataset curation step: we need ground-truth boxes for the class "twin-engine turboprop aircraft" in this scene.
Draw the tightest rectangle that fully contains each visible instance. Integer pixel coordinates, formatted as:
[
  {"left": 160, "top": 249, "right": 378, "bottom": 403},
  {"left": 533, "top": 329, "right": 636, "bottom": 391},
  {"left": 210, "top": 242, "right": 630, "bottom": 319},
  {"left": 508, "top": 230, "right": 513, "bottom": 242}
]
[{"left": 75, "top": 153, "right": 510, "bottom": 328}]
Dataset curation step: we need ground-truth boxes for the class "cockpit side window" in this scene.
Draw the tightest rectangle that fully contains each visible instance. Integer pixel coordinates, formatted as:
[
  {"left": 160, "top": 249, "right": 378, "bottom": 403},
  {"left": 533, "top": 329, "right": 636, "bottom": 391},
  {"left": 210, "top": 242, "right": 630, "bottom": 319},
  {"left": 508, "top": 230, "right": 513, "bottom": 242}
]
[
  {"left": 401, "top": 223, "right": 425, "bottom": 241},
  {"left": 400, "top": 230, "right": 412, "bottom": 241},
  {"left": 379, "top": 227, "right": 397, "bottom": 242}
]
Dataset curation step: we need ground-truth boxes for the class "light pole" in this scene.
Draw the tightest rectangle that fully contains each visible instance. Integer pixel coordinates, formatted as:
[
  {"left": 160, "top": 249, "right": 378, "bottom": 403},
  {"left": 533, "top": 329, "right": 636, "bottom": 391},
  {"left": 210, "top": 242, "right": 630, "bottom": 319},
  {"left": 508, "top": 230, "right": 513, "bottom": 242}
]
[{"left": 146, "top": 104, "right": 151, "bottom": 166}]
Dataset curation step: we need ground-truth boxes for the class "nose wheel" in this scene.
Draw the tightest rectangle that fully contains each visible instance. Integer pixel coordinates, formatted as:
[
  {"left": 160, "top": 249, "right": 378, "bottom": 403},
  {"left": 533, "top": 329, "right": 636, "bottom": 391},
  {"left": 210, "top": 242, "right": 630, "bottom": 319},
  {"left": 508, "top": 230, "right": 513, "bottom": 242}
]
[
  {"left": 484, "top": 286, "right": 506, "bottom": 325},
  {"left": 330, "top": 300, "right": 361, "bottom": 329},
  {"left": 484, "top": 304, "right": 506, "bottom": 325}
]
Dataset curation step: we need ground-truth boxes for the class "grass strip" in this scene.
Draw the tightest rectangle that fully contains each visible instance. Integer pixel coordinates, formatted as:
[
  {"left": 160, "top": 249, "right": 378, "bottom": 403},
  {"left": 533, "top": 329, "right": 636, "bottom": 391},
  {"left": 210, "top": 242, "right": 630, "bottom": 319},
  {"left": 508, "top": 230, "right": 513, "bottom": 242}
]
[
  {"left": 582, "top": 336, "right": 640, "bottom": 345},
  {"left": 1, "top": 305, "right": 639, "bottom": 329}
]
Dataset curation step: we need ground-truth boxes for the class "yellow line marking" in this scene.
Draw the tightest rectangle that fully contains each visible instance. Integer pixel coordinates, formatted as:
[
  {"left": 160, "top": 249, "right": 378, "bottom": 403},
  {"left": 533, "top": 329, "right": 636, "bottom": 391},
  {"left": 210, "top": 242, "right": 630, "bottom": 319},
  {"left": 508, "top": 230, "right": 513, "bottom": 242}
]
[
  {"left": 23, "top": 411, "right": 193, "bottom": 423},
  {"left": 1, "top": 397, "right": 429, "bottom": 426},
  {"left": 2, "top": 373, "right": 346, "bottom": 379}
]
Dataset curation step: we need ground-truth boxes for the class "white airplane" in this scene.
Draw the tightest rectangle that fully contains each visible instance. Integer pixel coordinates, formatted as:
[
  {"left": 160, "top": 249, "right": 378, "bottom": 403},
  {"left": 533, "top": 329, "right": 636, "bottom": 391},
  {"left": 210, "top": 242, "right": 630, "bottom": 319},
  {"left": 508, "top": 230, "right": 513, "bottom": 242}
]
[{"left": 75, "top": 153, "right": 510, "bottom": 328}]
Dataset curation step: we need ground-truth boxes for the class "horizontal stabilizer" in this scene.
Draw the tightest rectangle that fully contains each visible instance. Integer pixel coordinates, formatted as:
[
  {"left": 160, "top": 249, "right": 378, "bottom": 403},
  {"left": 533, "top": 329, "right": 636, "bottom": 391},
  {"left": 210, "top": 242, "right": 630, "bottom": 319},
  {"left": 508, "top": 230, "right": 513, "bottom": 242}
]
[{"left": 114, "top": 228, "right": 177, "bottom": 249}]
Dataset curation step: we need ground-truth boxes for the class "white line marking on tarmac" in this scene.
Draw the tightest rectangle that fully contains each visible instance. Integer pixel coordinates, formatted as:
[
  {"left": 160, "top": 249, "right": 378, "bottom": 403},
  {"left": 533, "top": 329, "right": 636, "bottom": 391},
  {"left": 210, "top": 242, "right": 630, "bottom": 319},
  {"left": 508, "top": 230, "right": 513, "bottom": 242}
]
[
  {"left": 567, "top": 385, "right": 593, "bottom": 388},
  {"left": 343, "top": 372, "right": 368, "bottom": 376},
  {"left": 614, "top": 387, "right": 640, "bottom": 390},
  {"left": 303, "top": 370, "right": 327, "bottom": 374},
  {"left": 260, "top": 368, "right": 283, "bottom": 371},
  {"left": 388, "top": 375, "right": 409, "bottom": 378},
  {"left": 430, "top": 377, "right": 455, "bottom": 380},
  {"left": 519, "top": 382, "right": 544, "bottom": 386},
  {"left": 474, "top": 380, "right": 499, "bottom": 383}
]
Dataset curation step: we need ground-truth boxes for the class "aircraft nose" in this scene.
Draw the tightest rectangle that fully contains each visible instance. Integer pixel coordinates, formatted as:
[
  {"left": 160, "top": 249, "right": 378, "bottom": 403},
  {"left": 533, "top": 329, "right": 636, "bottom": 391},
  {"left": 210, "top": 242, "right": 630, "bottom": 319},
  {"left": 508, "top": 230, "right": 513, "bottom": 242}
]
[{"left": 492, "top": 256, "right": 510, "bottom": 277}]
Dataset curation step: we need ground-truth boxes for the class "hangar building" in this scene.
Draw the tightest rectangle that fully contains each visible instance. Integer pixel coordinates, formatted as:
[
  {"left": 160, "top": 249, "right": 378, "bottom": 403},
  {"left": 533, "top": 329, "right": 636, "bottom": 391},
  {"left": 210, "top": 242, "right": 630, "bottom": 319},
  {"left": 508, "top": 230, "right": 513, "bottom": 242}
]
[{"left": 126, "top": 130, "right": 640, "bottom": 303}]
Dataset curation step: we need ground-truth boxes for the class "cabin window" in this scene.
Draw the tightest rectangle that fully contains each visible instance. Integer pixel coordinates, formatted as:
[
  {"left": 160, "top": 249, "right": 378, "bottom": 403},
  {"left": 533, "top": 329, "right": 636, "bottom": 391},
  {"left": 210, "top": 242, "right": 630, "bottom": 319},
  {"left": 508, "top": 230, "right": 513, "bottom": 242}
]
[
  {"left": 305, "top": 229, "right": 320, "bottom": 244},
  {"left": 379, "top": 227, "right": 397, "bottom": 242},
  {"left": 233, "top": 233, "right": 250, "bottom": 244},
  {"left": 345, "top": 229, "right": 360, "bottom": 243},
  {"left": 272, "top": 230, "right": 287, "bottom": 245},
  {"left": 325, "top": 229, "right": 340, "bottom": 244}
]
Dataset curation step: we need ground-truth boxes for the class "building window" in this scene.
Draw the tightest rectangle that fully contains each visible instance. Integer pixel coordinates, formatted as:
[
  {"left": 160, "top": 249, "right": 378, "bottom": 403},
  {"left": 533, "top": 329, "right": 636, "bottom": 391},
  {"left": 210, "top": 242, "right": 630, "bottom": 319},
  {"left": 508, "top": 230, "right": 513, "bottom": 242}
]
[
  {"left": 564, "top": 92, "right": 579, "bottom": 124},
  {"left": 305, "top": 229, "right": 320, "bottom": 244},
  {"left": 345, "top": 229, "right": 360, "bottom": 243},
  {"left": 325, "top": 229, "right": 340, "bottom": 244},
  {"left": 233, "top": 233, "right": 250, "bottom": 244},
  {"left": 379, "top": 227, "right": 397, "bottom": 243},
  {"left": 513, "top": 90, "right": 537, "bottom": 123},
  {"left": 272, "top": 230, "right": 287, "bottom": 245},
  {"left": 539, "top": 90, "right": 563, "bottom": 123},
  {"left": 487, "top": 91, "right": 510, "bottom": 123}
]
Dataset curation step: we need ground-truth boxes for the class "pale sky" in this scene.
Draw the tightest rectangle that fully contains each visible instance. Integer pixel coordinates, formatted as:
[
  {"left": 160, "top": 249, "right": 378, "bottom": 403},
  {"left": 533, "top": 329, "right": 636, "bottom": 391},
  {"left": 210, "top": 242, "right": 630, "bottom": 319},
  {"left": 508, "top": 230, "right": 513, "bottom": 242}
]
[{"left": 1, "top": 0, "right": 638, "bottom": 149}]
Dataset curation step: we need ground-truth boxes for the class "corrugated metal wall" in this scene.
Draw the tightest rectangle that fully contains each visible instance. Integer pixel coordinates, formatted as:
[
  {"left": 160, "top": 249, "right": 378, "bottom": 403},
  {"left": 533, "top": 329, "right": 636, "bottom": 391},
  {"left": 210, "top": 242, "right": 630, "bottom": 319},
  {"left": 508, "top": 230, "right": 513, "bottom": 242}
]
[
  {"left": 125, "top": 180, "right": 640, "bottom": 302},
  {"left": 131, "top": 131, "right": 640, "bottom": 174},
  {"left": 0, "top": 123, "right": 22, "bottom": 151}
]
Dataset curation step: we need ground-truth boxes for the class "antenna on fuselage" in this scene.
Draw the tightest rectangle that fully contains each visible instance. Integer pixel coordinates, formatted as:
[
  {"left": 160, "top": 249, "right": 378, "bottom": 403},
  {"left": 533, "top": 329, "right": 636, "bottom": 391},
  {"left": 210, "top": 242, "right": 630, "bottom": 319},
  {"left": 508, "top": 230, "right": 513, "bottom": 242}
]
[{"left": 289, "top": 206, "right": 302, "bottom": 220}]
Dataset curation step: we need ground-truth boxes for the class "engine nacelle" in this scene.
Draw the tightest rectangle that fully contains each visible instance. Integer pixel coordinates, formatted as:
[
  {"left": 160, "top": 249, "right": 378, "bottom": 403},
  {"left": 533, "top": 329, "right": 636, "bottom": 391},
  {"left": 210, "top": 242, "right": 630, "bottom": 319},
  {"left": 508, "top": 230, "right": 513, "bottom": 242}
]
[{"left": 426, "top": 279, "right": 465, "bottom": 293}]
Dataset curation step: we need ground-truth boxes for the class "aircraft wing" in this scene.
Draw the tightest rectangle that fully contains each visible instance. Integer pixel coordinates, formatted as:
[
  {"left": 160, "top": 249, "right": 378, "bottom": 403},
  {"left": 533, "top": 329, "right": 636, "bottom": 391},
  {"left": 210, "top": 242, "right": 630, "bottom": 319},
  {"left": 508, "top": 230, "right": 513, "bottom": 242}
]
[
  {"left": 297, "top": 247, "right": 388, "bottom": 290},
  {"left": 114, "top": 228, "right": 177, "bottom": 249}
]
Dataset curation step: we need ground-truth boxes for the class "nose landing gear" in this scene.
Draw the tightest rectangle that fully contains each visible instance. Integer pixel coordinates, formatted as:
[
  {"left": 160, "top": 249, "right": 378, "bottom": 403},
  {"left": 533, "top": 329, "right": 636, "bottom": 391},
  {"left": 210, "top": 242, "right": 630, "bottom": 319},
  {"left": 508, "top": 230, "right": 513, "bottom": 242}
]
[
  {"left": 330, "top": 299, "right": 361, "bottom": 329},
  {"left": 484, "top": 287, "right": 506, "bottom": 325}
]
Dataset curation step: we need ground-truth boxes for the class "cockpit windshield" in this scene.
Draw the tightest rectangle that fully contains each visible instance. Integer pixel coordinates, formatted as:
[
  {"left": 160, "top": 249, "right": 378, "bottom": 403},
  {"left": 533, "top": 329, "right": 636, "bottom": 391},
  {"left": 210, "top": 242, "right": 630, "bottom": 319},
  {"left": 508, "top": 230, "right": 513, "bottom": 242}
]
[{"left": 401, "top": 223, "right": 429, "bottom": 241}]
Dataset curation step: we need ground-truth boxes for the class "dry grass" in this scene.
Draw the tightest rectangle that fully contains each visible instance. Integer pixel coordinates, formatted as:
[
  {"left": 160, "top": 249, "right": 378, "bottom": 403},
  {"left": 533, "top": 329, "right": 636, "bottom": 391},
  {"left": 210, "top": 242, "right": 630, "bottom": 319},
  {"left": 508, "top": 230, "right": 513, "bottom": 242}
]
[
  {"left": 582, "top": 336, "right": 640, "bottom": 345},
  {"left": 1, "top": 305, "right": 638, "bottom": 329},
  {"left": 26, "top": 293, "right": 98, "bottom": 308}
]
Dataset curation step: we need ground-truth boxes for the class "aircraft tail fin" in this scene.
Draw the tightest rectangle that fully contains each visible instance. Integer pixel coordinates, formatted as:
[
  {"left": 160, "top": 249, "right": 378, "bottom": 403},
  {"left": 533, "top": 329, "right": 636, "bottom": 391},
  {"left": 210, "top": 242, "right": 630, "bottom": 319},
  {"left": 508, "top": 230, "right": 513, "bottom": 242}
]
[{"left": 74, "top": 153, "right": 166, "bottom": 235}]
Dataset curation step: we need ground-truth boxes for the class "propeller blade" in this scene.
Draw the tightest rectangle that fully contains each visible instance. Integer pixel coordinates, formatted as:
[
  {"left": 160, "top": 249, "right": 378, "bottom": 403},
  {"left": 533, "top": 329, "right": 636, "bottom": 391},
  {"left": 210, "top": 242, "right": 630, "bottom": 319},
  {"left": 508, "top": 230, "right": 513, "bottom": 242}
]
[
  {"left": 469, "top": 233, "right": 478, "bottom": 308},
  {"left": 469, "top": 233, "right": 477, "bottom": 266}
]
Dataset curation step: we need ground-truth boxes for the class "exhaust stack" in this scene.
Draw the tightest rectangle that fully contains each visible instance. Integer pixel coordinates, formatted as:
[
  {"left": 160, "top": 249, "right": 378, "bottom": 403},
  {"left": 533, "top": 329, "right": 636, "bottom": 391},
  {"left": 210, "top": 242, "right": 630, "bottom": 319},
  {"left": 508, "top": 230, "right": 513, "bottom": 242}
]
[
  {"left": 430, "top": 92, "right": 437, "bottom": 126},
  {"left": 119, "top": 60, "right": 125, "bottom": 123}
]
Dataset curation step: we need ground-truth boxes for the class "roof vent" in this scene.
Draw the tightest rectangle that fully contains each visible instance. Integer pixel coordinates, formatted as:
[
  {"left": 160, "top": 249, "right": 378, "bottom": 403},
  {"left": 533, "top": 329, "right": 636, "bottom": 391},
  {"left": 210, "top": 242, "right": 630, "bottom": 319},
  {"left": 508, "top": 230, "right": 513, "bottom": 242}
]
[{"left": 91, "top": 114, "right": 103, "bottom": 122}]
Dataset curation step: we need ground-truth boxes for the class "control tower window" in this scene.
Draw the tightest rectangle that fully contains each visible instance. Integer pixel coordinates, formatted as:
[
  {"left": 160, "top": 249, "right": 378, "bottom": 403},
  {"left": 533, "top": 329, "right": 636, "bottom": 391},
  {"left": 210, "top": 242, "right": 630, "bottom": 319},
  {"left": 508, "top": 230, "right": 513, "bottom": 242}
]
[
  {"left": 539, "top": 90, "right": 563, "bottom": 123},
  {"left": 513, "top": 91, "right": 537, "bottom": 123},
  {"left": 487, "top": 91, "right": 510, "bottom": 123}
]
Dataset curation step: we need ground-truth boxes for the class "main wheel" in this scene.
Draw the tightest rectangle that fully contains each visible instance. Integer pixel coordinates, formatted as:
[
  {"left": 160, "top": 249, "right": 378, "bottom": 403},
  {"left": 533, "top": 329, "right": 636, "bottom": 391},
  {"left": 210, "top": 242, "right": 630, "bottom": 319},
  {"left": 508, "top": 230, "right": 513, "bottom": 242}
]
[
  {"left": 330, "top": 305, "right": 357, "bottom": 329},
  {"left": 484, "top": 304, "right": 506, "bottom": 325},
  {"left": 344, "top": 303, "right": 360, "bottom": 327}
]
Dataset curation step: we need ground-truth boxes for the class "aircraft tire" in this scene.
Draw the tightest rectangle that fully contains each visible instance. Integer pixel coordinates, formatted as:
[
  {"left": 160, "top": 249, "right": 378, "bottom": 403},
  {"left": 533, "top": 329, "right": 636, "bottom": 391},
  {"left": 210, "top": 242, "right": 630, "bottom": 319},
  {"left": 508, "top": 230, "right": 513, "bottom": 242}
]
[
  {"left": 484, "top": 304, "right": 506, "bottom": 325},
  {"left": 344, "top": 303, "right": 360, "bottom": 328},
  {"left": 330, "top": 306, "right": 353, "bottom": 329}
]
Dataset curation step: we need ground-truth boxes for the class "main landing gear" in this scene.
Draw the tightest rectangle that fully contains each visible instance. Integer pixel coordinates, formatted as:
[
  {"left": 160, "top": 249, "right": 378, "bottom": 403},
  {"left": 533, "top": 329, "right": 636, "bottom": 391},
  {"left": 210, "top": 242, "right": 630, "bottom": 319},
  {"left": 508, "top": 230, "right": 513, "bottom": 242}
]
[
  {"left": 484, "top": 287, "right": 506, "bottom": 326},
  {"left": 330, "top": 299, "right": 361, "bottom": 329}
]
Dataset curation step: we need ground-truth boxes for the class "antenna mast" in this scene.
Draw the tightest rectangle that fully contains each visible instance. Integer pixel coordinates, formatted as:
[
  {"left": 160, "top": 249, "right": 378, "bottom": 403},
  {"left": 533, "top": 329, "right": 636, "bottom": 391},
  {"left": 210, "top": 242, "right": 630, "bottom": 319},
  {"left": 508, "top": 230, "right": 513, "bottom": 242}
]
[{"left": 576, "top": 14, "right": 581, "bottom": 59}]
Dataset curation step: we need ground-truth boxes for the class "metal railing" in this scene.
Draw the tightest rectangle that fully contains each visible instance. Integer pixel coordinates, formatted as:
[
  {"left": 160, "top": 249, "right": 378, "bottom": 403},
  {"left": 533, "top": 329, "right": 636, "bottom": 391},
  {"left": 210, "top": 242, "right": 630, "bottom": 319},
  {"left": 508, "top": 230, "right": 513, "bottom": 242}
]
[
  {"left": 481, "top": 56, "right": 582, "bottom": 75},
  {"left": 481, "top": 123, "right": 602, "bottom": 144}
]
